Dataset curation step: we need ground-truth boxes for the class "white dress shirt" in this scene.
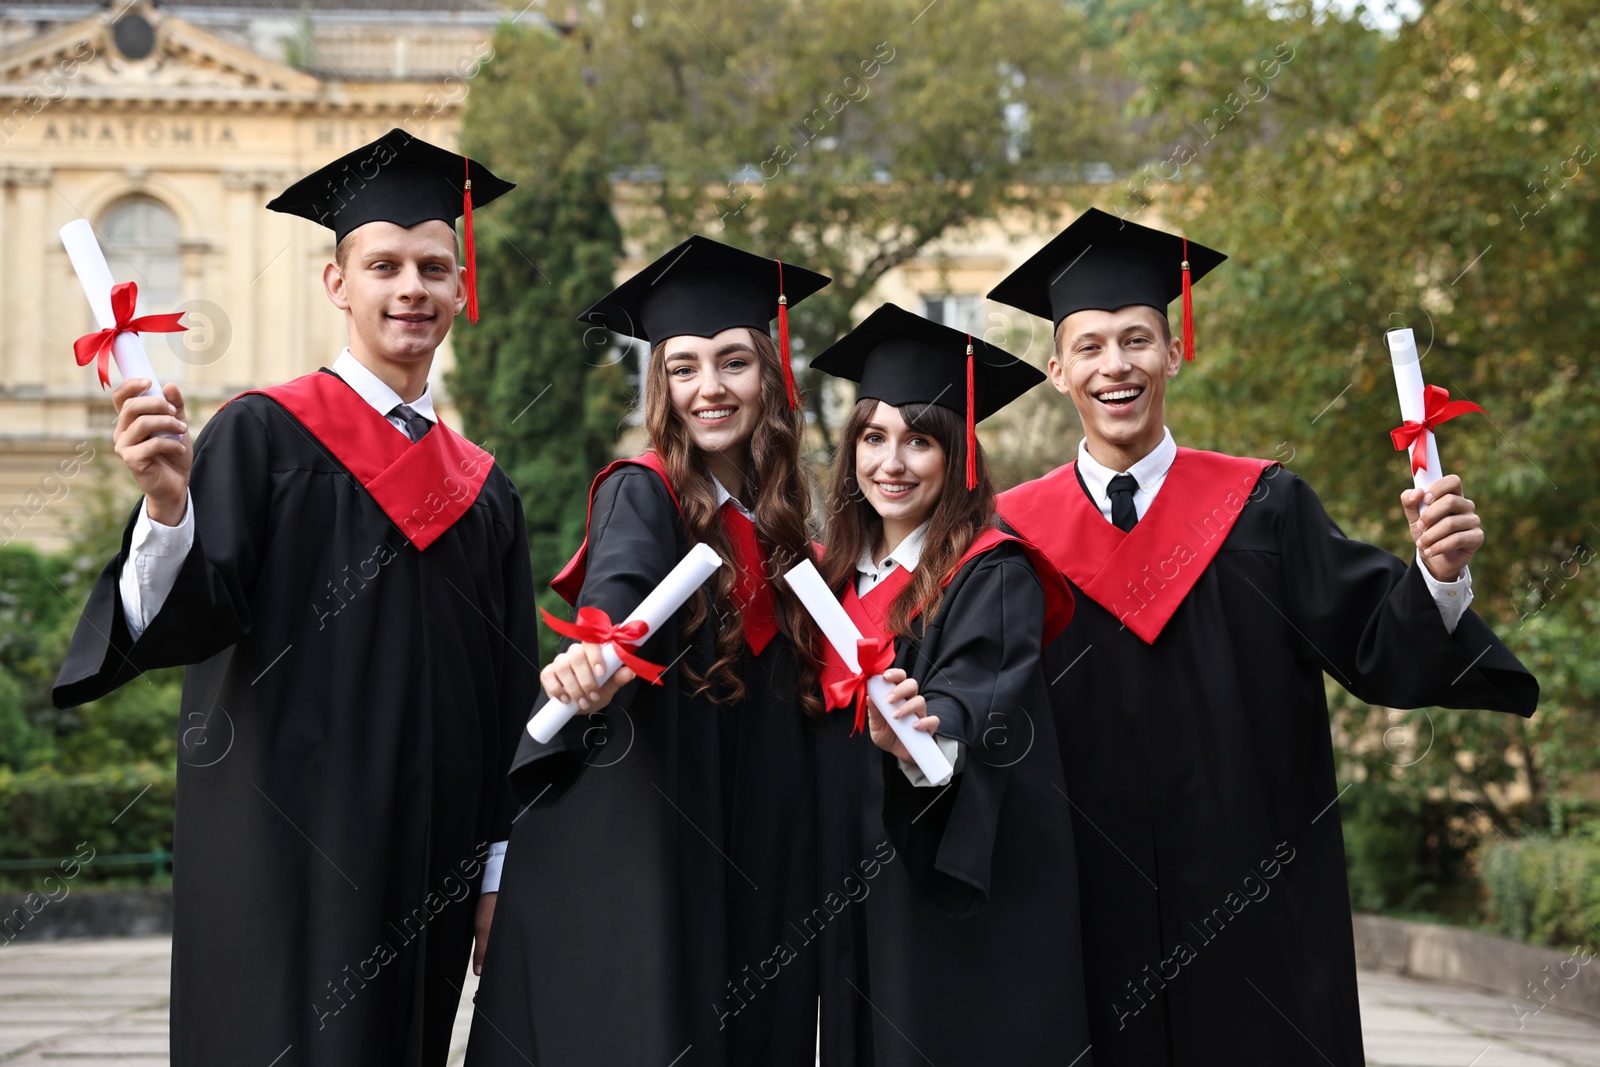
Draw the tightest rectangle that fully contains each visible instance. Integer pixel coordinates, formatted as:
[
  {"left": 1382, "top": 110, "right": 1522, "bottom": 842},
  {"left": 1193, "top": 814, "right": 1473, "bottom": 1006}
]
[
  {"left": 1074, "top": 429, "right": 1474, "bottom": 633},
  {"left": 710, "top": 473, "right": 755, "bottom": 520},
  {"left": 1075, "top": 427, "right": 1179, "bottom": 525},
  {"left": 855, "top": 520, "right": 965, "bottom": 787},
  {"left": 115, "top": 351, "right": 509, "bottom": 893}
]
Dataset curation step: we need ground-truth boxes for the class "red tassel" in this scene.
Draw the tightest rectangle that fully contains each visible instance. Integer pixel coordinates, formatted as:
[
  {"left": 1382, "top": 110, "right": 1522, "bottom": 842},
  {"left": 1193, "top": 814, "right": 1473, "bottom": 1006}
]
[
  {"left": 1180, "top": 236, "right": 1194, "bottom": 362},
  {"left": 463, "top": 160, "right": 479, "bottom": 324},
  {"left": 964, "top": 335, "right": 978, "bottom": 491},
  {"left": 776, "top": 260, "right": 798, "bottom": 410}
]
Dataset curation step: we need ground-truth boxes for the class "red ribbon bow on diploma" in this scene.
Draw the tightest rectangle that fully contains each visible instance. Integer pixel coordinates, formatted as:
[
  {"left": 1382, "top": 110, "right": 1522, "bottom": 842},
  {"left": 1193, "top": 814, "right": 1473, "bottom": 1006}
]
[
  {"left": 1389, "top": 384, "right": 1488, "bottom": 475},
  {"left": 826, "top": 636, "right": 897, "bottom": 735},
  {"left": 538, "top": 606, "right": 668, "bottom": 686},
  {"left": 72, "top": 282, "right": 187, "bottom": 389}
]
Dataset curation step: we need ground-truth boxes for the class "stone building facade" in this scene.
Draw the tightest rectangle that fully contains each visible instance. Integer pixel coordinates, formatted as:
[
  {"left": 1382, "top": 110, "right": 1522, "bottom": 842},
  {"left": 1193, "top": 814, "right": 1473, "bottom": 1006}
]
[
  {"left": 0, "top": 0, "right": 504, "bottom": 548},
  {"left": 0, "top": 0, "right": 1080, "bottom": 550}
]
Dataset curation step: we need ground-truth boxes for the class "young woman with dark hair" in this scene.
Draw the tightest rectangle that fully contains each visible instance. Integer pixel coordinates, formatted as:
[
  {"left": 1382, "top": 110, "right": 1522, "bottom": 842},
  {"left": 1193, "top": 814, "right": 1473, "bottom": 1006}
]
[
  {"left": 639, "top": 324, "right": 823, "bottom": 713},
  {"left": 811, "top": 304, "right": 1094, "bottom": 1066},
  {"left": 467, "top": 236, "right": 830, "bottom": 1067}
]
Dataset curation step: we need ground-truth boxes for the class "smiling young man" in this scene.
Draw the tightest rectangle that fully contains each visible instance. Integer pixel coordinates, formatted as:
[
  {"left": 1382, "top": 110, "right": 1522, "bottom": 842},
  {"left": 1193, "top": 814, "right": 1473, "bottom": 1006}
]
[
  {"left": 53, "top": 130, "right": 537, "bottom": 1067},
  {"left": 991, "top": 208, "right": 1539, "bottom": 1066}
]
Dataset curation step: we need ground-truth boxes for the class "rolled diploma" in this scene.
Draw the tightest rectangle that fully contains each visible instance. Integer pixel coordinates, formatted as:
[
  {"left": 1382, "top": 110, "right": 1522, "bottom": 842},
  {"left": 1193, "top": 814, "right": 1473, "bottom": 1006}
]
[
  {"left": 1385, "top": 327, "right": 1442, "bottom": 490},
  {"left": 783, "top": 559, "right": 954, "bottom": 787},
  {"left": 60, "top": 219, "right": 165, "bottom": 403},
  {"left": 526, "top": 541, "right": 723, "bottom": 744}
]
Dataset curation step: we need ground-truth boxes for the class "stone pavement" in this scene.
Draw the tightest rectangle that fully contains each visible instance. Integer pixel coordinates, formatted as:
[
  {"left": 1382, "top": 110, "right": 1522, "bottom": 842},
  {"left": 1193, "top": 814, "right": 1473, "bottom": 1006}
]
[
  {"left": 1360, "top": 970, "right": 1600, "bottom": 1067},
  {"left": 0, "top": 938, "right": 480, "bottom": 1065},
  {"left": 3, "top": 937, "right": 1598, "bottom": 1065}
]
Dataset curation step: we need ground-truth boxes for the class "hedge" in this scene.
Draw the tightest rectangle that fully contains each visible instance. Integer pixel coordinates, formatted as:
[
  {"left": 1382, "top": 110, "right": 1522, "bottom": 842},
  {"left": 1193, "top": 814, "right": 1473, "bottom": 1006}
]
[
  {"left": 0, "top": 763, "right": 175, "bottom": 887},
  {"left": 1480, "top": 835, "right": 1600, "bottom": 948}
]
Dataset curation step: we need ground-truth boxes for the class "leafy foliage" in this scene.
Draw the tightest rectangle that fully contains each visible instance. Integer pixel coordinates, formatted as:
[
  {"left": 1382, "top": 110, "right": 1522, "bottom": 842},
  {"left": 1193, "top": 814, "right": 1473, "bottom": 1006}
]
[
  {"left": 450, "top": 26, "right": 632, "bottom": 659},
  {"left": 1105, "top": 0, "right": 1599, "bottom": 875},
  {"left": 463, "top": 1, "right": 1135, "bottom": 440},
  {"left": 0, "top": 472, "right": 183, "bottom": 885},
  {"left": 1480, "top": 831, "right": 1600, "bottom": 947}
]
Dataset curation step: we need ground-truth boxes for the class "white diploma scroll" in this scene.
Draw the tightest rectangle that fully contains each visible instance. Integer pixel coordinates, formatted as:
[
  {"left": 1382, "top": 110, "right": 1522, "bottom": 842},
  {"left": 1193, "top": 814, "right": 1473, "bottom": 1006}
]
[
  {"left": 1386, "top": 327, "right": 1442, "bottom": 491},
  {"left": 783, "top": 559, "right": 955, "bottom": 787},
  {"left": 526, "top": 542, "right": 723, "bottom": 744},
  {"left": 60, "top": 219, "right": 166, "bottom": 403}
]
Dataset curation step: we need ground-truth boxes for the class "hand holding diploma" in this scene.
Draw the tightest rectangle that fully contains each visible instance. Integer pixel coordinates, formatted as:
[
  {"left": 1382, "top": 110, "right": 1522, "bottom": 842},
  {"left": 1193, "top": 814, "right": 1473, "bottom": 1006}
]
[
  {"left": 1402, "top": 473, "right": 1482, "bottom": 583},
  {"left": 540, "top": 639, "right": 638, "bottom": 716},
  {"left": 63, "top": 217, "right": 193, "bottom": 524},
  {"left": 1384, "top": 327, "right": 1488, "bottom": 583},
  {"left": 865, "top": 667, "right": 941, "bottom": 764},
  {"left": 527, "top": 542, "right": 723, "bottom": 744},
  {"left": 112, "top": 377, "right": 192, "bottom": 527},
  {"left": 783, "top": 559, "right": 955, "bottom": 786}
]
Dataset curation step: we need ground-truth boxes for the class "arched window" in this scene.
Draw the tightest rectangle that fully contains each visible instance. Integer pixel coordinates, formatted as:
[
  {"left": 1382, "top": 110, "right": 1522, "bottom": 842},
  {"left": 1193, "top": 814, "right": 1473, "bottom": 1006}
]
[{"left": 98, "top": 197, "right": 183, "bottom": 382}]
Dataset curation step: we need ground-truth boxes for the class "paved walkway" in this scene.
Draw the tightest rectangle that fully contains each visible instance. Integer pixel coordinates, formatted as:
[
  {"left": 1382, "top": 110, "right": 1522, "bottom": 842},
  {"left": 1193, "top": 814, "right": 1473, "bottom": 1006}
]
[
  {"left": 2, "top": 937, "right": 1598, "bottom": 1064},
  {"left": 1360, "top": 970, "right": 1600, "bottom": 1067}
]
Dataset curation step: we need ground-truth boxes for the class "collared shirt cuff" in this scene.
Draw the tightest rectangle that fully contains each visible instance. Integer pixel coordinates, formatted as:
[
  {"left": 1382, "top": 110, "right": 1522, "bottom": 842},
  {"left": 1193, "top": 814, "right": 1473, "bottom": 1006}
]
[
  {"left": 899, "top": 735, "right": 965, "bottom": 787},
  {"left": 133, "top": 490, "right": 195, "bottom": 551},
  {"left": 119, "top": 491, "right": 196, "bottom": 639},
  {"left": 1418, "top": 555, "right": 1472, "bottom": 634},
  {"left": 481, "top": 840, "right": 508, "bottom": 893}
]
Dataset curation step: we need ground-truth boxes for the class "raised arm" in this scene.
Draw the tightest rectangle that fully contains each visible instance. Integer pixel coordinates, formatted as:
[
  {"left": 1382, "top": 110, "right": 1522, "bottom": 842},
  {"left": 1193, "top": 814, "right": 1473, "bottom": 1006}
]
[
  {"left": 54, "top": 395, "right": 272, "bottom": 708},
  {"left": 1280, "top": 469, "right": 1537, "bottom": 716}
]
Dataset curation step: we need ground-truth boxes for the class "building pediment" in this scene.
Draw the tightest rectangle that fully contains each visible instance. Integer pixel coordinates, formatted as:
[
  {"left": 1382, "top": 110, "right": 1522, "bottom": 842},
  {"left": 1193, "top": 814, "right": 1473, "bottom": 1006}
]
[{"left": 0, "top": 3, "right": 325, "bottom": 101}]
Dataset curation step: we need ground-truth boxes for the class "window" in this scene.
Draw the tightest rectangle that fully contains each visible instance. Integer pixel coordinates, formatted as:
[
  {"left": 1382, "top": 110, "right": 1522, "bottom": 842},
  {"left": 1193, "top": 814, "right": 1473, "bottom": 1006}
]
[
  {"left": 921, "top": 293, "right": 984, "bottom": 333},
  {"left": 98, "top": 197, "right": 183, "bottom": 382}
]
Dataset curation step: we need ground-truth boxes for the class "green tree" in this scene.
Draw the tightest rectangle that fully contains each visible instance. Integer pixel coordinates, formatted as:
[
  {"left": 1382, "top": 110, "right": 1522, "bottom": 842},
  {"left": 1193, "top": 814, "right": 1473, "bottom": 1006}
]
[
  {"left": 452, "top": 27, "right": 629, "bottom": 658},
  {"left": 0, "top": 470, "right": 183, "bottom": 886},
  {"left": 461, "top": 0, "right": 1137, "bottom": 445},
  {"left": 1103, "top": 0, "right": 1600, "bottom": 899}
]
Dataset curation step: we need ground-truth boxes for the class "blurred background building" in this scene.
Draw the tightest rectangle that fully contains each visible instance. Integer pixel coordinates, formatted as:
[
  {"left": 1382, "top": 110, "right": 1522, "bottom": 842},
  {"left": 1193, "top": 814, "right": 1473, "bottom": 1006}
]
[
  {"left": 0, "top": 0, "right": 1053, "bottom": 549},
  {"left": 0, "top": 0, "right": 504, "bottom": 548}
]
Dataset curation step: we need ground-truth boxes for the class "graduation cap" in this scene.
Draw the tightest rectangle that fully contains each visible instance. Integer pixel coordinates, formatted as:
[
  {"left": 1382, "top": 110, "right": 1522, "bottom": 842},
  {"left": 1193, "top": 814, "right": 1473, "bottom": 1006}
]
[
  {"left": 986, "top": 207, "right": 1226, "bottom": 361},
  {"left": 266, "top": 128, "right": 516, "bottom": 324},
  {"left": 809, "top": 303, "right": 1045, "bottom": 490},
  {"left": 577, "top": 234, "right": 831, "bottom": 409}
]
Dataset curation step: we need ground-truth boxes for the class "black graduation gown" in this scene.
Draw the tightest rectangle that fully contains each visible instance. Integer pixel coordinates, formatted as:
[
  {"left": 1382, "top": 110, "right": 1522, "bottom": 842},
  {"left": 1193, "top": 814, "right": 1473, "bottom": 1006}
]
[
  {"left": 467, "top": 463, "right": 822, "bottom": 1067},
  {"left": 52, "top": 375, "right": 540, "bottom": 1067},
  {"left": 817, "top": 539, "right": 1093, "bottom": 1067},
  {"left": 998, "top": 456, "right": 1538, "bottom": 1067}
]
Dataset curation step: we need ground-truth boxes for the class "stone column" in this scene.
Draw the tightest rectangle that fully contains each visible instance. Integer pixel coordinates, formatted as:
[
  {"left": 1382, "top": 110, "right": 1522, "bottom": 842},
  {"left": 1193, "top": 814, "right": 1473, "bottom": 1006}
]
[{"left": 6, "top": 167, "right": 53, "bottom": 391}]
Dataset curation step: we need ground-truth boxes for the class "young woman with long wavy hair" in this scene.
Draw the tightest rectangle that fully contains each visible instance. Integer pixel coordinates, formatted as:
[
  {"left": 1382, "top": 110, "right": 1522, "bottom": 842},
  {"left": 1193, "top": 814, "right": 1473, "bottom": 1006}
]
[
  {"left": 810, "top": 305, "right": 1093, "bottom": 1066},
  {"left": 468, "top": 237, "right": 829, "bottom": 1067}
]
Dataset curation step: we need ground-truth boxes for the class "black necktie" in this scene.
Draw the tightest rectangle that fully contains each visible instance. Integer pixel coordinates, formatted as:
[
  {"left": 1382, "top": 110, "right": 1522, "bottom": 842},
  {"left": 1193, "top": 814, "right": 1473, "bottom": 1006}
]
[
  {"left": 391, "top": 403, "right": 432, "bottom": 443},
  {"left": 1107, "top": 472, "right": 1139, "bottom": 533}
]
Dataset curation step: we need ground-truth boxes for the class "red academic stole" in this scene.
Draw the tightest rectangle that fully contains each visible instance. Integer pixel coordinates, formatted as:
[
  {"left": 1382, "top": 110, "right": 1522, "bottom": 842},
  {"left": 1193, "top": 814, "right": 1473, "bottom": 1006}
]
[
  {"left": 817, "top": 528, "right": 1076, "bottom": 719},
  {"left": 997, "top": 448, "right": 1275, "bottom": 645},
  {"left": 549, "top": 452, "right": 780, "bottom": 655},
  {"left": 720, "top": 505, "right": 780, "bottom": 655},
  {"left": 233, "top": 370, "right": 493, "bottom": 552}
]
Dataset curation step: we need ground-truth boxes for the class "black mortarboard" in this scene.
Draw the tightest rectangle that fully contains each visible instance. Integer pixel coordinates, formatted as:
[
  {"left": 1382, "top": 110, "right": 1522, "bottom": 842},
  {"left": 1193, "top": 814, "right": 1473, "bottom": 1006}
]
[
  {"left": 985, "top": 207, "right": 1226, "bottom": 361},
  {"left": 577, "top": 234, "right": 831, "bottom": 408},
  {"left": 810, "top": 303, "right": 1045, "bottom": 489},
  {"left": 266, "top": 128, "right": 515, "bottom": 323}
]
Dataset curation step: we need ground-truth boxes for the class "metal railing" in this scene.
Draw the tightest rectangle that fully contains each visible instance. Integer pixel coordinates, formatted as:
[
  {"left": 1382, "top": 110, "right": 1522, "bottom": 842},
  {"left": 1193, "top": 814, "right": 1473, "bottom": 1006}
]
[{"left": 0, "top": 850, "right": 170, "bottom": 879}]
